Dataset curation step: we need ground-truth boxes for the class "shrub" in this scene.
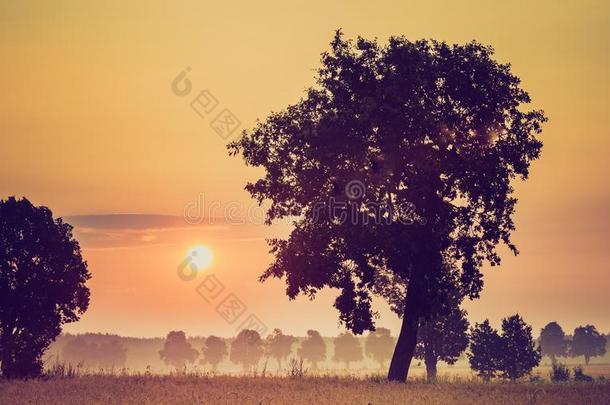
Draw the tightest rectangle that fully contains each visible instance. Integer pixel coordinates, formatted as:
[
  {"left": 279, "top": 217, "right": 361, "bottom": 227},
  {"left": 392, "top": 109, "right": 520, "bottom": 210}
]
[
  {"left": 550, "top": 363, "right": 570, "bottom": 382},
  {"left": 573, "top": 366, "right": 593, "bottom": 382}
]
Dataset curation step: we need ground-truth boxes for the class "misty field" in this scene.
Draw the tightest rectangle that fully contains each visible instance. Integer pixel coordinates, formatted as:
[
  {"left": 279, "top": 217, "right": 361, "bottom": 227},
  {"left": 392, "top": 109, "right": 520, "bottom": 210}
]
[{"left": 1, "top": 375, "right": 609, "bottom": 405}]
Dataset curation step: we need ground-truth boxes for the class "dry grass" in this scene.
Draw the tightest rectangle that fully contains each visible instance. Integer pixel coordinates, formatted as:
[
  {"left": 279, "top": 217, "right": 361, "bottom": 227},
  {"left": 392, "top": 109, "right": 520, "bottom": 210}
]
[{"left": 1, "top": 374, "right": 609, "bottom": 405}]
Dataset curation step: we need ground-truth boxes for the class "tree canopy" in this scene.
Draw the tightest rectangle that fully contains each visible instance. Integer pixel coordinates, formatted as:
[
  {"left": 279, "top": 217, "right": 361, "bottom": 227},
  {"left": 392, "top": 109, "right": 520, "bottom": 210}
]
[
  {"left": 230, "top": 329, "right": 264, "bottom": 371},
  {"left": 298, "top": 329, "right": 326, "bottom": 369},
  {"left": 570, "top": 325, "right": 607, "bottom": 365},
  {"left": 228, "top": 31, "right": 546, "bottom": 381},
  {"left": 539, "top": 321, "right": 568, "bottom": 363},
  {"left": 159, "top": 331, "right": 198, "bottom": 370},
  {"left": 364, "top": 327, "right": 395, "bottom": 368},
  {"left": 0, "top": 197, "right": 91, "bottom": 378},
  {"left": 415, "top": 303, "right": 469, "bottom": 381},
  {"left": 200, "top": 335, "right": 228, "bottom": 371},
  {"left": 332, "top": 332, "right": 363, "bottom": 369},
  {"left": 265, "top": 328, "right": 297, "bottom": 369}
]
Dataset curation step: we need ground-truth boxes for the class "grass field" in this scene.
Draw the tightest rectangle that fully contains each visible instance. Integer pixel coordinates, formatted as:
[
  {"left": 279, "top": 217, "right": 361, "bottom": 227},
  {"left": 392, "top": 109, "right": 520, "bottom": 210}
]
[{"left": 1, "top": 374, "right": 609, "bottom": 405}]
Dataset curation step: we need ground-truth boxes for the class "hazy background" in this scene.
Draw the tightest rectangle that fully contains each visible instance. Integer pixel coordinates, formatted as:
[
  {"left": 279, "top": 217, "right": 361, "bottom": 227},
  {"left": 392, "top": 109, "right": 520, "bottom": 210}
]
[{"left": 0, "top": 0, "right": 608, "bottom": 338}]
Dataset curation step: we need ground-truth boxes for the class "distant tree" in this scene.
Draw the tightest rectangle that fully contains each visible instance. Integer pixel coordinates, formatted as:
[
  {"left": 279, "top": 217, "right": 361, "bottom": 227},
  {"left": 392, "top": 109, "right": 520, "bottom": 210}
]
[
  {"left": 570, "top": 325, "right": 607, "bottom": 365},
  {"left": 265, "top": 328, "right": 296, "bottom": 370},
  {"left": 200, "top": 335, "right": 227, "bottom": 371},
  {"left": 468, "top": 320, "right": 502, "bottom": 381},
  {"left": 61, "top": 335, "right": 126, "bottom": 369},
  {"left": 298, "top": 329, "right": 326, "bottom": 370},
  {"left": 415, "top": 305, "right": 469, "bottom": 382},
  {"left": 62, "top": 336, "right": 99, "bottom": 368},
  {"left": 230, "top": 329, "right": 264, "bottom": 371},
  {"left": 364, "top": 328, "right": 395, "bottom": 369},
  {"left": 497, "top": 314, "right": 541, "bottom": 380},
  {"left": 333, "top": 332, "right": 363, "bottom": 369},
  {"left": 159, "top": 331, "right": 198, "bottom": 370},
  {"left": 0, "top": 197, "right": 91, "bottom": 378},
  {"left": 539, "top": 322, "right": 568, "bottom": 363},
  {"left": 95, "top": 336, "right": 127, "bottom": 369},
  {"left": 229, "top": 31, "right": 546, "bottom": 382}
]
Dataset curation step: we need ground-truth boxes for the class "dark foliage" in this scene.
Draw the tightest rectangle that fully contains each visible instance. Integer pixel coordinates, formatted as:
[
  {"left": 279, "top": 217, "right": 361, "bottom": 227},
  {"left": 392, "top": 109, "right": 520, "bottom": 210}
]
[
  {"left": 228, "top": 31, "right": 546, "bottom": 381},
  {"left": 0, "top": 197, "right": 91, "bottom": 378},
  {"left": 570, "top": 325, "right": 607, "bottom": 365}
]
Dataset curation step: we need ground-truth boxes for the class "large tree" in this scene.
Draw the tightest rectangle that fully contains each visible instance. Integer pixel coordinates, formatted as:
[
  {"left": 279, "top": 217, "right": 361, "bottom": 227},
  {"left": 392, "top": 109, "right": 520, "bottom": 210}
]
[
  {"left": 229, "top": 31, "right": 546, "bottom": 381},
  {"left": 570, "top": 325, "right": 607, "bottom": 365},
  {"left": 0, "top": 197, "right": 91, "bottom": 378},
  {"left": 539, "top": 321, "right": 568, "bottom": 363},
  {"left": 415, "top": 303, "right": 469, "bottom": 382}
]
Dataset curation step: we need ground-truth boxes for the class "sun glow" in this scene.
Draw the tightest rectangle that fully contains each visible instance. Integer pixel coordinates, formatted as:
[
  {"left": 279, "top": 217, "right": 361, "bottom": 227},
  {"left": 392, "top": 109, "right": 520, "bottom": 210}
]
[{"left": 188, "top": 245, "right": 214, "bottom": 270}]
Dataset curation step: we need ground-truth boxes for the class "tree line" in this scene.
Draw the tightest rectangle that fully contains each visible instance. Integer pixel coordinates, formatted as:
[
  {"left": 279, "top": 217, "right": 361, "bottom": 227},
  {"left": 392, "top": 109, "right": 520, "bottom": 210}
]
[{"left": 58, "top": 318, "right": 605, "bottom": 382}]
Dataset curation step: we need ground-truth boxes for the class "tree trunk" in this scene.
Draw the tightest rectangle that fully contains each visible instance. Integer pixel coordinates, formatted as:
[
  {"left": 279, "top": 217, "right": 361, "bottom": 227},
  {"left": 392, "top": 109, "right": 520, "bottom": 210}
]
[
  {"left": 387, "top": 279, "right": 421, "bottom": 382},
  {"left": 585, "top": 355, "right": 590, "bottom": 365},
  {"left": 424, "top": 343, "right": 437, "bottom": 383}
]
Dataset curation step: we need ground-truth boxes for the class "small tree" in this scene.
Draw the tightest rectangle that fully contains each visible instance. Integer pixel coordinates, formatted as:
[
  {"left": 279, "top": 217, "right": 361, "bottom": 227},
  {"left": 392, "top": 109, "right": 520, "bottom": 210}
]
[
  {"left": 415, "top": 305, "right": 469, "bottom": 382},
  {"left": 159, "top": 331, "right": 198, "bottom": 370},
  {"left": 200, "top": 335, "right": 227, "bottom": 371},
  {"left": 265, "top": 328, "right": 296, "bottom": 370},
  {"left": 468, "top": 320, "right": 502, "bottom": 381},
  {"left": 333, "top": 332, "right": 363, "bottom": 369},
  {"left": 0, "top": 197, "right": 91, "bottom": 378},
  {"left": 540, "top": 322, "right": 568, "bottom": 363},
  {"left": 498, "top": 314, "right": 540, "bottom": 380},
  {"left": 364, "top": 328, "right": 396, "bottom": 369},
  {"left": 570, "top": 325, "right": 607, "bottom": 365},
  {"left": 230, "top": 329, "right": 264, "bottom": 371},
  {"left": 298, "top": 330, "right": 326, "bottom": 370}
]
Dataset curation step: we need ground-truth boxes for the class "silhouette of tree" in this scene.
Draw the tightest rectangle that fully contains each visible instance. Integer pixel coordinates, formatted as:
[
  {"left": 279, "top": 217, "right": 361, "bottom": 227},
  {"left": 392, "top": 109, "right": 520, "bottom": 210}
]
[
  {"left": 468, "top": 320, "right": 502, "bottom": 381},
  {"left": 200, "top": 335, "right": 227, "bottom": 371},
  {"left": 333, "top": 332, "right": 363, "bottom": 369},
  {"left": 415, "top": 303, "right": 469, "bottom": 382},
  {"left": 265, "top": 328, "right": 296, "bottom": 370},
  {"left": 61, "top": 336, "right": 99, "bottom": 368},
  {"left": 498, "top": 314, "right": 540, "bottom": 380},
  {"left": 95, "top": 336, "right": 127, "bottom": 369},
  {"left": 228, "top": 31, "right": 546, "bottom": 382},
  {"left": 0, "top": 197, "right": 91, "bottom": 378},
  {"left": 540, "top": 322, "right": 568, "bottom": 363},
  {"left": 469, "top": 315, "right": 540, "bottom": 381},
  {"left": 230, "top": 329, "right": 264, "bottom": 371},
  {"left": 364, "top": 328, "right": 395, "bottom": 369},
  {"left": 298, "top": 329, "right": 326, "bottom": 370},
  {"left": 570, "top": 325, "right": 607, "bottom": 365},
  {"left": 158, "top": 331, "right": 198, "bottom": 370}
]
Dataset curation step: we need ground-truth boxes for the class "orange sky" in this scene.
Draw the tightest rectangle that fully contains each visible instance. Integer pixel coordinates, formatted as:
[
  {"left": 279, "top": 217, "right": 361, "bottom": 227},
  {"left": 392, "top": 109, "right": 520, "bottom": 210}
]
[{"left": 1, "top": 0, "right": 609, "bottom": 337}]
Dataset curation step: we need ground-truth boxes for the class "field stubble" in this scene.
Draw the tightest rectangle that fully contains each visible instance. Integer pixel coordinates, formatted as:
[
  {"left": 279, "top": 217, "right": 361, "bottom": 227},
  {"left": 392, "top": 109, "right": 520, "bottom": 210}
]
[{"left": 1, "top": 374, "right": 609, "bottom": 405}]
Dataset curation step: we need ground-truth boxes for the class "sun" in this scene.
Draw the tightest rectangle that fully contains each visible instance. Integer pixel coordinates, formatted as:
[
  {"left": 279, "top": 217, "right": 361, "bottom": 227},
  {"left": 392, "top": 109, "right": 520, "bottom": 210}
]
[{"left": 188, "top": 245, "right": 213, "bottom": 270}]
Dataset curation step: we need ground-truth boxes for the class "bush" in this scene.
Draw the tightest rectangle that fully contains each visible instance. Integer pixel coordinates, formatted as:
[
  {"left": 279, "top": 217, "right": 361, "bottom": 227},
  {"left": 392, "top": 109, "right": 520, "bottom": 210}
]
[
  {"left": 573, "top": 366, "right": 593, "bottom": 382},
  {"left": 550, "top": 363, "right": 570, "bottom": 382}
]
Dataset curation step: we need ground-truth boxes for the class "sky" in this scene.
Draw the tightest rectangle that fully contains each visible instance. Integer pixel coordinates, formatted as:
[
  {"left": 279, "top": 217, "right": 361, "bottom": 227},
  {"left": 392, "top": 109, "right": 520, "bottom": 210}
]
[{"left": 0, "top": 0, "right": 609, "bottom": 338}]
